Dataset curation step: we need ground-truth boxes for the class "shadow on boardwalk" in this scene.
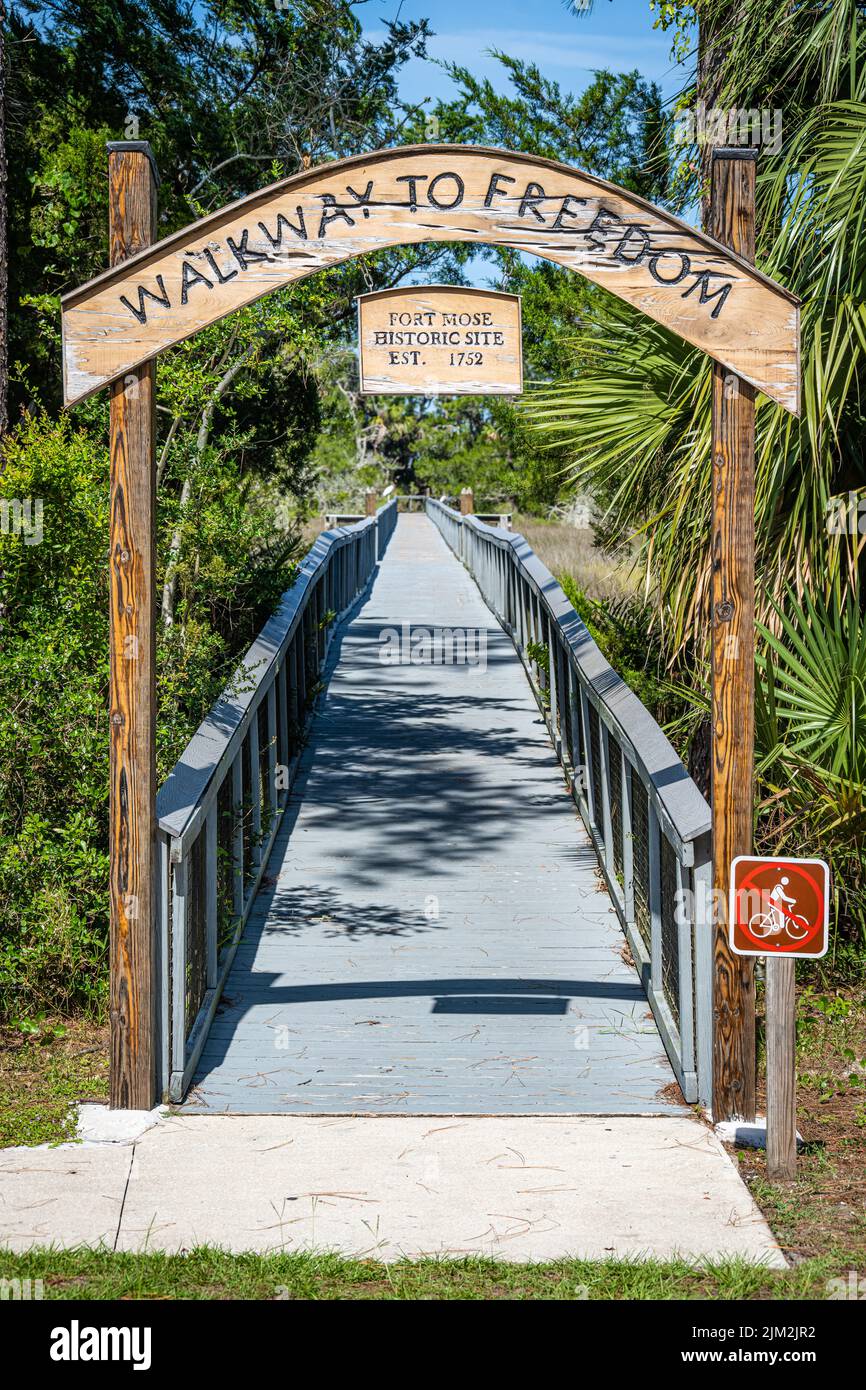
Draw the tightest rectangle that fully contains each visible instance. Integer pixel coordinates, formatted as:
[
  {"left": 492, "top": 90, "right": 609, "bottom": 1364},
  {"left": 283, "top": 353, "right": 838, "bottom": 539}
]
[{"left": 185, "top": 515, "right": 683, "bottom": 1116}]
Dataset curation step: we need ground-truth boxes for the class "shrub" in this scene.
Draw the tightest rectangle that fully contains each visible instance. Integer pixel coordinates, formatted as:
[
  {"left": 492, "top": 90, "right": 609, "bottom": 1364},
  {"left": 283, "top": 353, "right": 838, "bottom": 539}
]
[
  {"left": 0, "top": 411, "right": 302, "bottom": 1020},
  {"left": 0, "top": 412, "right": 110, "bottom": 1018}
]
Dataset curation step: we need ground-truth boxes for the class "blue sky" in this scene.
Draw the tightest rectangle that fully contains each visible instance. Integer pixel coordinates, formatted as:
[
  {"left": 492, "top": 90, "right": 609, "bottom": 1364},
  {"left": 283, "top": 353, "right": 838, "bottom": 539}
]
[
  {"left": 364, "top": 0, "right": 692, "bottom": 109},
  {"left": 362, "top": 0, "right": 697, "bottom": 259}
]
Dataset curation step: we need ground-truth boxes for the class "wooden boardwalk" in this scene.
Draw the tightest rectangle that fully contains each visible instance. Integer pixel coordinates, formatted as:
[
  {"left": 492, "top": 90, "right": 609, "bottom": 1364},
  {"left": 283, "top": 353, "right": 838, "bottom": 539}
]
[{"left": 186, "top": 515, "right": 684, "bottom": 1115}]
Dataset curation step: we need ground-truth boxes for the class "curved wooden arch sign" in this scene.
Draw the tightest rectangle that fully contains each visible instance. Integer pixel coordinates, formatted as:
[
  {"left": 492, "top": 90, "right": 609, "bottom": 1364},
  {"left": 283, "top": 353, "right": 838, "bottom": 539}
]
[{"left": 61, "top": 144, "right": 800, "bottom": 412}]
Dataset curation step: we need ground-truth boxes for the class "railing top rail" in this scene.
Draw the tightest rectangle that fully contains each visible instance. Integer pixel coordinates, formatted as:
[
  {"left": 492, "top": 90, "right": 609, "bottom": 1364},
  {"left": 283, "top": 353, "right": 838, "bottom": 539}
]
[
  {"left": 426, "top": 498, "right": 710, "bottom": 850},
  {"left": 326, "top": 497, "right": 397, "bottom": 517},
  {"left": 427, "top": 497, "right": 506, "bottom": 527},
  {"left": 156, "top": 515, "right": 376, "bottom": 847}
]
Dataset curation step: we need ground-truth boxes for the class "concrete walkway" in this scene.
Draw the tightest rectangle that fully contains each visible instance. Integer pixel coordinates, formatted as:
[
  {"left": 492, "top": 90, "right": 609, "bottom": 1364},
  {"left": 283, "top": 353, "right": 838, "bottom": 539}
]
[
  {"left": 0, "top": 1113, "right": 785, "bottom": 1264},
  {"left": 187, "top": 514, "right": 681, "bottom": 1115}
]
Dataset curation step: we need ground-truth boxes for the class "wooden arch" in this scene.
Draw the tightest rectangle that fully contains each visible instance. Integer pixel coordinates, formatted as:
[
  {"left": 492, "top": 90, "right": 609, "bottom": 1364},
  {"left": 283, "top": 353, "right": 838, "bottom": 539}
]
[
  {"left": 62, "top": 144, "right": 799, "bottom": 412},
  {"left": 70, "top": 142, "right": 797, "bottom": 1113}
]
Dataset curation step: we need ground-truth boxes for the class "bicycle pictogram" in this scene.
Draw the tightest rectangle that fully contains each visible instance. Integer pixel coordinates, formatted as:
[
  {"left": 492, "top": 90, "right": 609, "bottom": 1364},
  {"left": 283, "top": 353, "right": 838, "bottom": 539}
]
[{"left": 747, "top": 876, "right": 810, "bottom": 942}]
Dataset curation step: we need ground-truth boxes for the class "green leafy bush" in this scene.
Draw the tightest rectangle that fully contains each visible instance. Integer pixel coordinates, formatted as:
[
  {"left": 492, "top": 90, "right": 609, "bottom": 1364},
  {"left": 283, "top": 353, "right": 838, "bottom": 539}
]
[
  {"left": 0, "top": 412, "right": 110, "bottom": 1016},
  {"left": 755, "top": 586, "right": 866, "bottom": 959},
  {"left": 0, "top": 411, "right": 302, "bottom": 1021},
  {"left": 557, "top": 572, "right": 675, "bottom": 724}
]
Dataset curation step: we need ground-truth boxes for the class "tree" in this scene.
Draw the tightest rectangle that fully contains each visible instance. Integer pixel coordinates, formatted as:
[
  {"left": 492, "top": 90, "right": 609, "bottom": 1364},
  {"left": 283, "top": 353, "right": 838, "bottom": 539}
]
[
  {"left": 521, "top": 0, "right": 866, "bottom": 944},
  {"left": 0, "top": 1, "right": 7, "bottom": 438},
  {"left": 6, "top": 0, "right": 449, "bottom": 410}
]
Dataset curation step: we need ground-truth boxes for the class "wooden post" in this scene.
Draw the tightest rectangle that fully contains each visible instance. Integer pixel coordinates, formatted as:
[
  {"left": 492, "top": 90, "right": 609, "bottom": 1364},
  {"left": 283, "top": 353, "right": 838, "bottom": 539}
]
[
  {"left": 766, "top": 957, "right": 797, "bottom": 1179},
  {"left": 710, "top": 148, "right": 757, "bottom": 1123},
  {"left": 365, "top": 489, "right": 377, "bottom": 517},
  {"left": 460, "top": 487, "right": 474, "bottom": 515},
  {"left": 107, "top": 141, "right": 159, "bottom": 1110}
]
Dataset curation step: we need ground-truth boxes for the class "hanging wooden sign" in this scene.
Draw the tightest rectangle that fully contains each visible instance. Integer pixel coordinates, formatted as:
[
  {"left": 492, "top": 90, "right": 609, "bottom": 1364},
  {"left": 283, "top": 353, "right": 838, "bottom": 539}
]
[
  {"left": 357, "top": 287, "right": 522, "bottom": 395},
  {"left": 61, "top": 145, "right": 800, "bottom": 412}
]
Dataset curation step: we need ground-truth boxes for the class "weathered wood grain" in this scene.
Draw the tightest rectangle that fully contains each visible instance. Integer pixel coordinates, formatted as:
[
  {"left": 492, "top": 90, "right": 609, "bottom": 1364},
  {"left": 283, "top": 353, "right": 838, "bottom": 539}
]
[
  {"left": 357, "top": 286, "right": 522, "bottom": 394},
  {"left": 62, "top": 145, "right": 799, "bottom": 411},
  {"left": 108, "top": 143, "right": 159, "bottom": 1109},
  {"left": 710, "top": 150, "right": 757, "bottom": 1123},
  {"left": 766, "top": 957, "right": 797, "bottom": 1180}
]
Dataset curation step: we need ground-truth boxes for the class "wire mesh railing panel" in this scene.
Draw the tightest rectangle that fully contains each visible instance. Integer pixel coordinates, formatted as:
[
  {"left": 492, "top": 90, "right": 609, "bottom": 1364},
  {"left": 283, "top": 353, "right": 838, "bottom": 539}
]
[
  {"left": 631, "top": 766, "right": 652, "bottom": 955},
  {"left": 216, "top": 775, "right": 235, "bottom": 956},
  {"left": 588, "top": 702, "right": 603, "bottom": 836},
  {"left": 257, "top": 699, "right": 270, "bottom": 840},
  {"left": 660, "top": 830, "right": 681, "bottom": 1026},
  {"left": 609, "top": 739, "right": 623, "bottom": 878},
  {"left": 185, "top": 829, "right": 207, "bottom": 1037},
  {"left": 241, "top": 730, "right": 253, "bottom": 893}
]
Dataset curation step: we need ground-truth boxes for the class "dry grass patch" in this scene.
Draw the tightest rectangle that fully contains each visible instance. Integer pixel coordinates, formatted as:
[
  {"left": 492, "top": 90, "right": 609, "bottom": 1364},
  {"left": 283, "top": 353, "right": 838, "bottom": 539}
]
[{"left": 512, "top": 514, "right": 639, "bottom": 605}]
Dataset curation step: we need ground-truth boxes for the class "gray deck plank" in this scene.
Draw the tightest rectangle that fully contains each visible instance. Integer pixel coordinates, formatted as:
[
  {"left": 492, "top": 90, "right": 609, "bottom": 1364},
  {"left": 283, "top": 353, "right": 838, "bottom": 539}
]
[{"left": 185, "top": 515, "right": 685, "bottom": 1116}]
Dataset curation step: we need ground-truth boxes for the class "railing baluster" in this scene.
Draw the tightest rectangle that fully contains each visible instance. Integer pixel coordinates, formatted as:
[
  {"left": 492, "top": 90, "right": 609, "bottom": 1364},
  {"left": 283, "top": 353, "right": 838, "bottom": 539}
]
[
  {"left": 170, "top": 853, "right": 188, "bottom": 1091},
  {"left": 157, "top": 833, "right": 170, "bottom": 1098},
  {"left": 692, "top": 834, "right": 713, "bottom": 1106}
]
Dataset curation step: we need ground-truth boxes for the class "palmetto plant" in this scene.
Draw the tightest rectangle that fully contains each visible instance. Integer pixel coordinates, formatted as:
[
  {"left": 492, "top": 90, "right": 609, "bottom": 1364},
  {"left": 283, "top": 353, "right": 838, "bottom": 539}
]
[
  {"left": 755, "top": 585, "right": 866, "bottom": 946},
  {"left": 528, "top": 1, "right": 866, "bottom": 948},
  {"left": 757, "top": 588, "right": 866, "bottom": 787},
  {"left": 522, "top": 6, "right": 866, "bottom": 653}
]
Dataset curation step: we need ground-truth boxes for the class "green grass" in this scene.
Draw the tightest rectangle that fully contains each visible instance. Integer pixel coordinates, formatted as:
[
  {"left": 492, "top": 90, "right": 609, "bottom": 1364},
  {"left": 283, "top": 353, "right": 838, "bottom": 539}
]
[
  {"left": 0, "top": 1022, "right": 108, "bottom": 1148},
  {"left": 0, "top": 1248, "right": 853, "bottom": 1300}
]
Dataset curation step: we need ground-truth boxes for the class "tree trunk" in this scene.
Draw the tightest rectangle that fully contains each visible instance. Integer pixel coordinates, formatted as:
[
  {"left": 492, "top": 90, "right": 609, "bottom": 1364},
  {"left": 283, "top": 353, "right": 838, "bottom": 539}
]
[
  {"left": 697, "top": 1, "right": 727, "bottom": 227},
  {"left": 0, "top": 3, "right": 9, "bottom": 441},
  {"left": 160, "top": 344, "right": 256, "bottom": 626}
]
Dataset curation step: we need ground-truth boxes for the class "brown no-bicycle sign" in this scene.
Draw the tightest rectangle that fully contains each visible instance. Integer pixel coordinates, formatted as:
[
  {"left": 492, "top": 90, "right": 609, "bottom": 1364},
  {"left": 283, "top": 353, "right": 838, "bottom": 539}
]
[{"left": 729, "top": 855, "right": 830, "bottom": 958}]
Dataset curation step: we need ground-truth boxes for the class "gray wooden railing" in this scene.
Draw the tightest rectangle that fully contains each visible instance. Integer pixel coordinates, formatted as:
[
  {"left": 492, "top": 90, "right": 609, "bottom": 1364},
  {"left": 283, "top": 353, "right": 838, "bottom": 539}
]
[
  {"left": 426, "top": 498, "right": 713, "bottom": 1106},
  {"left": 327, "top": 495, "right": 512, "bottom": 528},
  {"left": 155, "top": 499, "right": 397, "bottom": 1100}
]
